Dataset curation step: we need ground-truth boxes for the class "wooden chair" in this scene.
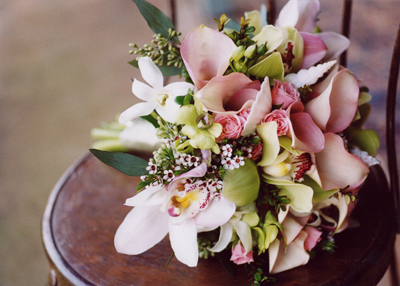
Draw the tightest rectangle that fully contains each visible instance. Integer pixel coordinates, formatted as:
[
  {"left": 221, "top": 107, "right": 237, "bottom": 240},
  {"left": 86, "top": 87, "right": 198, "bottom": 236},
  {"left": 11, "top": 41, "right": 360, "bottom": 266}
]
[{"left": 42, "top": 0, "right": 400, "bottom": 285}]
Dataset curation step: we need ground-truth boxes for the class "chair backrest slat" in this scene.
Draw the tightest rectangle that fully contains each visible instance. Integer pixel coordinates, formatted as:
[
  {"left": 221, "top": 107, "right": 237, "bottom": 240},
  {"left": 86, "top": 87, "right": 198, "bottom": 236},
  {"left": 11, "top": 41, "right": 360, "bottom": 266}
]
[{"left": 386, "top": 25, "right": 400, "bottom": 233}]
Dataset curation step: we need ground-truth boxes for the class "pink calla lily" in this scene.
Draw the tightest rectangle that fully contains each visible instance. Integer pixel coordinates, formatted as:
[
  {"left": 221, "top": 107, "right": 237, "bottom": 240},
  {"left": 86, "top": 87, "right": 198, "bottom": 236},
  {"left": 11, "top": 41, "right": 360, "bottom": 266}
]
[
  {"left": 181, "top": 25, "right": 237, "bottom": 90},
  {"left": 315, "top": 133, "right": 369, "bottom": 190},
  {"left": 196, "top": 72, "right": 261, "bottom": 114},
  {"left": 286, "top": 102, "right": 325, "bottom": 153},
  {"left": 299, "top": 32, "right": 328, "bottom": 69},
  {"left": 304, "top": 69, "right": 359, "bottom": 133},
  {"left": 269, "top": 213, "right": 310, "bottom": 274}
]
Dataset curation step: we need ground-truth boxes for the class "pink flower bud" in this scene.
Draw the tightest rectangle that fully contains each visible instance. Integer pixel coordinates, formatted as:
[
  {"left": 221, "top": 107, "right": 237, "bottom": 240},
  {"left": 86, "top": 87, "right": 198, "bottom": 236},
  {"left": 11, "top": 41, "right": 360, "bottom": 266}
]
[
  {"left": 303, "top": 226, "right": 322, "bottom": 251},
  {"left": 271, "top": 80, "right": 300, "bottom": 108},
  {"left": 230, "top": 241, "right": 254, "bottom": 265}
]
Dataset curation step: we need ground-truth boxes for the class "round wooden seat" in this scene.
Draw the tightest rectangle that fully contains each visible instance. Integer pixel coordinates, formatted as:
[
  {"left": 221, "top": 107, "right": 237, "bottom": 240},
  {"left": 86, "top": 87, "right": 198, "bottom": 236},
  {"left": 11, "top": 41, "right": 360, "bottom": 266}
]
[{"left": 42, "top": 152, "right": 396, "bottom": 286}]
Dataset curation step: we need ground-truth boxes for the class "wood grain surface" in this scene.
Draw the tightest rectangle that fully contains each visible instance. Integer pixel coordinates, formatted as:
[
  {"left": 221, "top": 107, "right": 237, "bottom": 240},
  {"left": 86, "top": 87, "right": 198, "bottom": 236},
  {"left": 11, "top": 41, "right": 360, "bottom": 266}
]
[{"left": 42, "top": 153, "right": 396, "bottom": 286}]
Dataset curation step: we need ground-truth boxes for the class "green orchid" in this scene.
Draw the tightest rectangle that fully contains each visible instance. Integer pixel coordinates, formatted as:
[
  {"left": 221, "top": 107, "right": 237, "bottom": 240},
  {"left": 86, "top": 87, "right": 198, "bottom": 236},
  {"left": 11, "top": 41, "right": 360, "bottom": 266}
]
[{"left": 175, "top": 98, "right": 222, "bottom": 153}]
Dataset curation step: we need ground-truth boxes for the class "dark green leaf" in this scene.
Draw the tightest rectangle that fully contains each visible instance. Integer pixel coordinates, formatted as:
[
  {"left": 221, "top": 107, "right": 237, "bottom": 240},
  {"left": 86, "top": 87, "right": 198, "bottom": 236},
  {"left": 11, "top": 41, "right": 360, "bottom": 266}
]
[
  {"left": 175, "top": 95, "right": 185, "bottom": 106},
  {"left": 132, "top": 0, "right": 179, "bottom": 42},
  {"left": 90, "top": 149, "right": 148, "bottom": 176},
  {"left": 128, "top": 59, "right": 139, "bottom": 68},
  {"left": 140, "top": 114, "right": 159, "bottom": 128},
  {"left": 128, "top": 59, "right": 182, "bottom": 76}
]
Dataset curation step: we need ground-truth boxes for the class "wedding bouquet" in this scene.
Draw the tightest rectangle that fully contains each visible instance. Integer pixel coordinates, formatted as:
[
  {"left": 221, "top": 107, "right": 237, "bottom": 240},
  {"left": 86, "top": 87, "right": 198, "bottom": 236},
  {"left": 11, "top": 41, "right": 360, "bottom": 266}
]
[{"left": 91, "top": 0, "right": 380, "bottom": 281}]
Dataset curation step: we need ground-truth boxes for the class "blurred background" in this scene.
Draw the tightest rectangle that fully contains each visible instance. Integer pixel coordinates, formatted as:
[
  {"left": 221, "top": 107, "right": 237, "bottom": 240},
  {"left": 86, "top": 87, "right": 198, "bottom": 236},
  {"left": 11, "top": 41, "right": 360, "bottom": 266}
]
[{"left": 0, "top": 0, "right": 399, "bottom": 285}]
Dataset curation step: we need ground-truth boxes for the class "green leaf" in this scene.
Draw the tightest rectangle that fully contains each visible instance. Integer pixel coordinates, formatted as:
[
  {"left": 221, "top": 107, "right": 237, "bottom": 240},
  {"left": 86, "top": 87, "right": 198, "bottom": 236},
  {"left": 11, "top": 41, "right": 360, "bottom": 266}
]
[
  {"left": 222, "top": 159, "right": 260, "bottom": 206},
  {"left": 128, "top": 59, "right": 182, "bottom": 76},
  {"left": 132, "top": 0, "right": 179, "bottom": 42},
  {"left": 352, "top": 129, "right": 380, "bottom": 156},
  {"left": 175, "top": 95, "right": 185, "bottom": 106},
  {"left": 140, "top": 113, "right": 159, "bottom": 128},
  {"left": 89, "top": 149, "right": 148, "bottom": 176}
]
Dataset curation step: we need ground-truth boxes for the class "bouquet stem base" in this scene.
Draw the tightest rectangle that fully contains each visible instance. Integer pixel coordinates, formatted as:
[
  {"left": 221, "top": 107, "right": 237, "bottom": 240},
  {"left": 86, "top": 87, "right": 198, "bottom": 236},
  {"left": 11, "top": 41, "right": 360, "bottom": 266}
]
[{"left": 42, "top": 152, "right": 396, "bottom": 286}]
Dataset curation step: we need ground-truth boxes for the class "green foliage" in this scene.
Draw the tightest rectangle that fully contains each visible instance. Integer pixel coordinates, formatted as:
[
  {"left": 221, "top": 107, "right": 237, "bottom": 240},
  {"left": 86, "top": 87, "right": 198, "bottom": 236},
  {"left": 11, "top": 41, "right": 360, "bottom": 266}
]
[
  {"left": 140, "top": 112, "right": 160, "bottom": 128},
  {"left": 130, "top": 0, "right": 183, "bottom": 76},
  {"left": 89, "top": 149, "right": 148, "bottom": 176},
  {"left": 257, "top": 183, "right": 291, "bottom": 214},
  {"left": 132, "top": 0, "right": 179, "bottom": 42}
]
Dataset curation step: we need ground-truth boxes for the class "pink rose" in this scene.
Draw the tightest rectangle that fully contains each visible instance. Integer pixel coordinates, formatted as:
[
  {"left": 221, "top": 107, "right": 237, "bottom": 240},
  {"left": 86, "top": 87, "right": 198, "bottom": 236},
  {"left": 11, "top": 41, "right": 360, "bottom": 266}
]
[
  {"left": 239, "top": 108, "right": 252, "bottom": 120},
  {"left": 303, "top": 226, "right": 322, "bottom": 251},
  {"left": 230, "top": 241, "right": 254, "bottom": 265},
  {"left": 271, "top": 80, "right": 300, "bottom": 108},
  {"left": 250, "top": 139, "right": 263, "bottom": 161},
  {"left": 214, "top": 114, "right": 243, "bottom": 142},
  {"left": 262, "top": 109, "right": 290, "bottom": 136}
]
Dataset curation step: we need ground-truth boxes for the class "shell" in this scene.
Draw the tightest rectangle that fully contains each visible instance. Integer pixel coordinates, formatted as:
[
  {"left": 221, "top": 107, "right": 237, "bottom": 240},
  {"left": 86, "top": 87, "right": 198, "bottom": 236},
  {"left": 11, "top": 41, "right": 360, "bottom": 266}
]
[{"left": 284, "top": 60, "right": 337, "bottom": 88}]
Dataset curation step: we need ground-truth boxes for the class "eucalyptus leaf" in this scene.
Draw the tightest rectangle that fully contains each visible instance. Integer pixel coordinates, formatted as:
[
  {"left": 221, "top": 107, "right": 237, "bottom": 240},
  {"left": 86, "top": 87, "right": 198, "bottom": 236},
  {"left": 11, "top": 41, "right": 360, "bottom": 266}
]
[
  {"left": 222, "top": 159, "right": 260, "bottom": 206},
  {"left": 90, "top": 149, "right": 148, "bottom": 176},
  {"left": 132, "top": 0, "right": 179, "bottom": 42}
]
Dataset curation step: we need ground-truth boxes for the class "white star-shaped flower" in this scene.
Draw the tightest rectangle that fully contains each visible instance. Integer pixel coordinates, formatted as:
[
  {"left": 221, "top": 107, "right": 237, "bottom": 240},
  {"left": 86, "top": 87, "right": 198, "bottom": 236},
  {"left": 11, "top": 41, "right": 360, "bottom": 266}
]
[{"left": 119, "top": 57, "right": 194, "bottom": 124}]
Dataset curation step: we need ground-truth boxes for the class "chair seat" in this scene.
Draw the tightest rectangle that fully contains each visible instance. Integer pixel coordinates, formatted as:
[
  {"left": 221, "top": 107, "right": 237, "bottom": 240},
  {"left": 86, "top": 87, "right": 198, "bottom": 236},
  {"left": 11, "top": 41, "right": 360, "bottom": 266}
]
[{"left": 42, "top": 152, "right": 396, "bottom": 286}]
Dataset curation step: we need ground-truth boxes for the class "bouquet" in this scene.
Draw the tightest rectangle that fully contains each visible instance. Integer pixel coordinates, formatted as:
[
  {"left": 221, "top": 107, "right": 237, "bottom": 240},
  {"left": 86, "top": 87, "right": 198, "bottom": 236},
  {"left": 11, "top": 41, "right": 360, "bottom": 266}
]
[{"left": 91, "top": 0, "right": 381, "bottom": 281}]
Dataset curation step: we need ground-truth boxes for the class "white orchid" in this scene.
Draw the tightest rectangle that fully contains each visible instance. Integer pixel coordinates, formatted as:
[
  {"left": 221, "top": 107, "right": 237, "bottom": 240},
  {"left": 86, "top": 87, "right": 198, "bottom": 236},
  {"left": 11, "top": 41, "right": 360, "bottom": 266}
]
[
  {"left": 119, "top": 57, "right": 194, "bottom": 124},
  {"left": 114, "top": 163, "right": 236, "bottom": 267}
]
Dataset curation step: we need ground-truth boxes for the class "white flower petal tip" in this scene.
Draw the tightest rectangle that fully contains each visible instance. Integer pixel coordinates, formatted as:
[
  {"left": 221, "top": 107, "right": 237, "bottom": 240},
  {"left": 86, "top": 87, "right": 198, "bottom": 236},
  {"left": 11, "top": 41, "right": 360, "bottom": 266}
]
[{"left": 284, "top": 60, "right": 337, "bottom": 88}]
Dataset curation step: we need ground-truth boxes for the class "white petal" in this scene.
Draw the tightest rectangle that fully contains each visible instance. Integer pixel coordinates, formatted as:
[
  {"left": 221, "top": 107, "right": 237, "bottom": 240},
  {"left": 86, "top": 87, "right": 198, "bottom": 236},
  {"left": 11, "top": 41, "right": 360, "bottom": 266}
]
[
  {"left": 155, "top": 98, "right": 181, "bottom": 123},
  {"left": 162, "top": 82, "right": 194, "bottom": 97},
  {"left": 208, "top": 223, "right": 233, "bottom": 252},
  {"left": 132, "top": 78, "right": 156, "bottom": 102},
  {"left": 119, "top": 118, "right": 164, "bottom": 152},
  {"left": 125, "top": 185, "right": 167, "bottom": 207},
  {"left": 114, "top": 205, "right": 169, "bottom": 255},
  {"left": 194, "top": 197, "right": 236, "bottom": 227},
  {"left": 169, "top": 219, "right": 198, "bottom": 267},
  {"left": 138, "top": 57, "right": 164, "bottom": 90},
  {"left": 234, "top": 220, "right": 252, "bottom": 253},
  {"left": 119, "top": 101, "right": 155, "bottom": 125}
]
